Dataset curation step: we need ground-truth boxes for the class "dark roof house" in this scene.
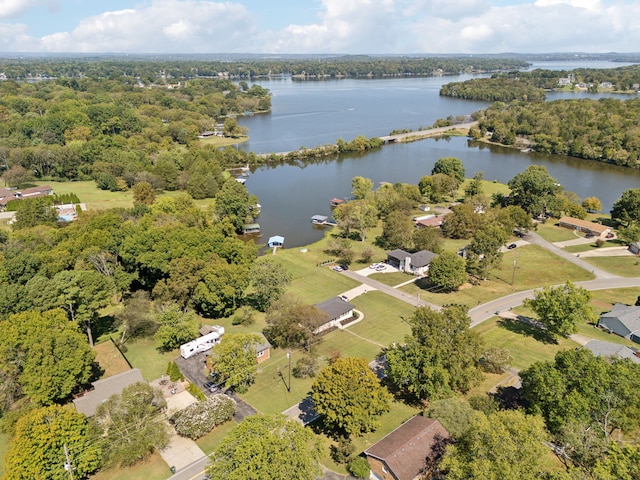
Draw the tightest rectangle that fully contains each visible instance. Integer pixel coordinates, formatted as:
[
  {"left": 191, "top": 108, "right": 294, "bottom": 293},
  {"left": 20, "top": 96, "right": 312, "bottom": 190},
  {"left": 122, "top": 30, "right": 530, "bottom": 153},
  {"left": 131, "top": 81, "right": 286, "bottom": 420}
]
[
  {"left": 365, "top": 415, "right": 451, "bottom": 480},
  {"left": 598, "top": 303, "right": 640, "bottom": 344},
  {"left": 313, "top": 297, "right": 356, "bottom": 333},
  {"left": 387, "top": 249, "right": 437, "bottom": 275},
  {"left": 72, "top": 368, "right": 145, "bottom": 417}
]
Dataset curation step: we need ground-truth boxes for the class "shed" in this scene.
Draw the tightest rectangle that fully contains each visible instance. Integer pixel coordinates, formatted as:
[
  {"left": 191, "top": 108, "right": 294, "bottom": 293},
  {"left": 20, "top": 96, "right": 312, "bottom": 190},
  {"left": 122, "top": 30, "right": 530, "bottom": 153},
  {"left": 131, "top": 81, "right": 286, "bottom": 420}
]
[
  {"left": 629, "top": 242, "right": 640, "bottom": 255},
  {"left": 268, "top": 235, "right": 285, "bottom": 248},
  {"left": 313, "top": 297, "right": 356, "bottom": 334},
  {"left": 255, "top": 333, "right": 271, "bottom": 363},
  {"left": 72, "top": 368, "right": 145, "bottom": 417},
  {"left": 598, "top": 303, "right": 640, "bottom": 343},
  {"left": 365, "top": 416, "right": 451, "bottom": 480}
]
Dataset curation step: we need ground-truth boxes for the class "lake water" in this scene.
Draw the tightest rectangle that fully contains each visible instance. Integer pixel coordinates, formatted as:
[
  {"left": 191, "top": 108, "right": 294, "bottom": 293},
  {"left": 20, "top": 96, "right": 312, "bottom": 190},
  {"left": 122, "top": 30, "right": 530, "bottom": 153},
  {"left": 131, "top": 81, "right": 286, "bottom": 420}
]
[{"left": 237, "top": 61, "right": 640, "bottom": 248}]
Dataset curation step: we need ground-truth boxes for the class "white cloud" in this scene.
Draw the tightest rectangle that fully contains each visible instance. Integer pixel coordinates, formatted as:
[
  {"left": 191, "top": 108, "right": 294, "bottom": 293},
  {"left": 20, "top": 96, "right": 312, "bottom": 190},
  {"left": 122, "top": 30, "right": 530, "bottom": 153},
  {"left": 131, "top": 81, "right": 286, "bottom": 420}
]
[
  {"left": 21, "top": 1, "right": 259, "bottom": 53},
  {"left": 1, "top": 0, "right": 640, "bottom": 54}
]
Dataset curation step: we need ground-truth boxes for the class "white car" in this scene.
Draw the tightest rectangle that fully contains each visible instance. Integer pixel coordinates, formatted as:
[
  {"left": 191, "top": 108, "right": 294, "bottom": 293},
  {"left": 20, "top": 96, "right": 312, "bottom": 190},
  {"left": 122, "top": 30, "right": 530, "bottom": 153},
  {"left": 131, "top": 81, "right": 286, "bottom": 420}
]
[{"left": 369, "top": 263, "right": 379, "bottom": 269}]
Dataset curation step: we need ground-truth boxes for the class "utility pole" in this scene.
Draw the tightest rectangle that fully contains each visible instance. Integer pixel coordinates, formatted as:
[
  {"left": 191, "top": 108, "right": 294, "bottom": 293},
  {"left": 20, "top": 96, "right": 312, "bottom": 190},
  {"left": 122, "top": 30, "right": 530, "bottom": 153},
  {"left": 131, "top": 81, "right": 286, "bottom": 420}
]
[
  {"left": 286, "top": 350, "right": 291, "bottom": 393},
  {"left": 511, "top": 254, "right": 518, "bottom": 285},
  {"left": 63, "top": 444, "right": 75, "bottom": 480}
]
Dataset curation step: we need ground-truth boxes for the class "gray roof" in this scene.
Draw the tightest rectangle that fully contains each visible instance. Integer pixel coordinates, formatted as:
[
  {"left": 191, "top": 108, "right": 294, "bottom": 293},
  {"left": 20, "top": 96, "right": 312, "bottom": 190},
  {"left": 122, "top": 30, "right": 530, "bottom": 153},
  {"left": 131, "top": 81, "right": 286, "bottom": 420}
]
[
  {"left": 387, "top": 249, "right": 437, "bottom": 268},
  {"left": 256, "top": 332, "right": 271, "bottom": 353},
  {"left": 584, "top": 340, "right": 640, "bottom": 364},
  {"left": 73, "top": 368, "right": 145, "bottom": 417},
  {"left": 314, "top": 297, "right": 355, "bottom": 321},
  {"left": 600, "top": 303, "right": 640, "bottom": 337}
]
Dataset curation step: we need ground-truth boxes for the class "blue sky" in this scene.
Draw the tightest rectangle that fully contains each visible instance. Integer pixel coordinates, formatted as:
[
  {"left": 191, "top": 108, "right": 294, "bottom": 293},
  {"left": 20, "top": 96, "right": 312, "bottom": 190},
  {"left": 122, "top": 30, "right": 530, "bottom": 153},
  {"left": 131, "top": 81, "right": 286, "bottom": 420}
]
[{"left": 0, "top": 0, "right": 638, "bottom": 54}]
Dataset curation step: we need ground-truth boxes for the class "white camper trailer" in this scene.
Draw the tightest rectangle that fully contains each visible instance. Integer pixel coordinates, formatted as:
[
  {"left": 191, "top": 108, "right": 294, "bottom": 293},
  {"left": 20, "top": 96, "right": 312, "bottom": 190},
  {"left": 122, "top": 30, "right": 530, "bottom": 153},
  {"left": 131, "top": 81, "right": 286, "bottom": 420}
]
[{"left": 179, "top": 329, "right": 224, "bottom": 359}]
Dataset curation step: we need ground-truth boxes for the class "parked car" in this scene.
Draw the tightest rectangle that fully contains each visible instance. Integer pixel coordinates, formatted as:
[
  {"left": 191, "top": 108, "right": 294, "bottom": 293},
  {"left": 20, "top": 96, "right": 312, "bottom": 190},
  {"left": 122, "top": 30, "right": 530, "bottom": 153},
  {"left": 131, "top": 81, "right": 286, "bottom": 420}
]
[
  {"left": 203, "top": 381, "right": 219, "bottom": 392},
  {"left": 369, "top": 263, "right": 379, "bottom": 269},
  {"left": 375, "top": 264, "right": 386, "bottom": 271},
  {"left": 507, "top": 243, "right": 517, "bottom": 249},
  {"left": 332, "top": 266, "right": 343, "bottom": 272},
  {"left": 606, "top": 233, "right": 615, "bottom": 239}
]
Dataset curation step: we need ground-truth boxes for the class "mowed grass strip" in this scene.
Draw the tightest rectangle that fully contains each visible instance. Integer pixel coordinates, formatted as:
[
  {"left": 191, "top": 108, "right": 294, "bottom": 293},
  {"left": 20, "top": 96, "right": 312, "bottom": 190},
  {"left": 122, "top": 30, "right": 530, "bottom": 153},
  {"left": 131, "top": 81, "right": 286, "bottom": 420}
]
[
  {"left": 474, "top": 316, "right": 580, "bottom": 370},
  {"left": 123, "top": 337, "right": 180, "bottom": 381},
  {"left": 93, "top": 340, "right": 132, "bottom": 378},
  {"left": 89, "top": 453, "right": 170, "bottom": 480},
  {"left": 401, "top": 244, "right": 594, "bottom": 308},
  {"left": 583, "top": 256, "right": 640, "bottom": 278},
  {"left": 535, "top": 222, "right": 581, "bottom": 243}
]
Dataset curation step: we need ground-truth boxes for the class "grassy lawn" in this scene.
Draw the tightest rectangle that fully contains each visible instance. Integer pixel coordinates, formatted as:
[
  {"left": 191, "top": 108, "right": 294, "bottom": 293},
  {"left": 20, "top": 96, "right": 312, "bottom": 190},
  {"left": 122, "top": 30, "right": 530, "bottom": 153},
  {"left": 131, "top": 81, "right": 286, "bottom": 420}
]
[
  {"left": 93, "top": 340, "right": 132, "bottom": 378},
  {"left": 239, "top": 291, "right": 413, "bottom": 415},
  {"left": 0, "top": 433, "right": 9, "bottom": 477},
  {"left": 473, "top": 316, "right": 580, "bottom": 370},
  {"left": 197, "top": 136, "right": 248, "bottom": 148},
  {"left": 583, "top": 256, "right": 640, "bottom": 277},
  {"left": 367, "top": 271, "right": 415, "bottom": 287},
  {"left": 90, "top": 453, "right": 170, "bottom": 480},
  {"left": 535, "top": 222, "right": 581, "bottom": 243},
  {"left": 563, "top": 239, "right": 623, "bottom": 253},
  {"left": 122, "top": 338, "right": 180, "bottom": 381},
  {"left": 195, "top": 420, "right": 237, "bottom": 455},
  {"left": 402, "top": 244, "right": 594, "bottom": 309}
]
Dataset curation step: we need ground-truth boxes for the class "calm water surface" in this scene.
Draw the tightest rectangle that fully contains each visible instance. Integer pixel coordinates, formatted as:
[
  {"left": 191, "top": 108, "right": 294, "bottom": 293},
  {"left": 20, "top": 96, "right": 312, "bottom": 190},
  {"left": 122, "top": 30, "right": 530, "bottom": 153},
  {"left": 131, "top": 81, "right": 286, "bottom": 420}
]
[{"left": 237, "top": 61, "right": 640, "bottom": 248}]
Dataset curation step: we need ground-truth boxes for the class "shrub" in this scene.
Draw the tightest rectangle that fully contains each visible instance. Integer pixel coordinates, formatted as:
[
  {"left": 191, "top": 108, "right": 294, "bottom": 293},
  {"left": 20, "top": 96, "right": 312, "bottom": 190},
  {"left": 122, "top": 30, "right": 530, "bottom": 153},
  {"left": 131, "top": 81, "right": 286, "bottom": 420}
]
[
  {"left": 292, "top": 353, "right": 320, "bottom": 379},
  {"left": 595, "top": 238, "right": 605, "bottom": 248},
  {"left": 348, "top": 456, "right": 371, "bottom": 478},
  {"left": 171, "top": 394, "right": 235, "bottom": 439},
  {"left": 166, "top": 361, "right": 184, "bottom": 382},
  {"left": 331, "top": 435, "right": 354, "bottom": 464},
  {"left": 186, "top": 382, "right": 206, "bottom": 401}
]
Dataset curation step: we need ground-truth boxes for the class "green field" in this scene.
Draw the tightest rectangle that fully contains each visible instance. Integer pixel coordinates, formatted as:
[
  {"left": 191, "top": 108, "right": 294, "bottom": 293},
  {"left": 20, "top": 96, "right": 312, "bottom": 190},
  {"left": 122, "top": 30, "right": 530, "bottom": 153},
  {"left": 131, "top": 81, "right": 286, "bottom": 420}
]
[
  {"left": 535, "top": 221, "right": 581, "bottom": 243},
  {"left": 122, "top": 338, "right": 181, "bottom": 381},
  {"left": 583, "top": 256, "right": 640, "bottom": 277},
  {"left": 401, "top": 244, "right": 594, "bottom": 309}
]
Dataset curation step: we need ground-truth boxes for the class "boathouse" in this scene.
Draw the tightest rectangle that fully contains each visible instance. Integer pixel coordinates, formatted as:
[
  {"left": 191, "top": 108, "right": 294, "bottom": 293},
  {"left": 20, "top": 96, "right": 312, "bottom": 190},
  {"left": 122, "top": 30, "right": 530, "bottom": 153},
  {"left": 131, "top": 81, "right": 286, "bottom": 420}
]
[
  {"left": 243, "top": 223, "right": 261, "bottom": 234},
  {"left": 311, "top": 215, "right": 328, "bottom": 224},
  {"left": 267, "top": 235, "right": 285, "bottom": 248},
  {"left": 330, "top": 198, "right": 344, "bottom": 207}
]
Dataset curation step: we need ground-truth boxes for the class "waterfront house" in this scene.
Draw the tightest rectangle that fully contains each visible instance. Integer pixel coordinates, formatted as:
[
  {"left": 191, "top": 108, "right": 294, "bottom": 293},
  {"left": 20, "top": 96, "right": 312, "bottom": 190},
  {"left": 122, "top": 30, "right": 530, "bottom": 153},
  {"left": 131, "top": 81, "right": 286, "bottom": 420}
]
[
  {"left": 313, "top": 297, "right": 356, "bottom": 334},
  {"left": 557, "top": 216, "right": 609, "bottom": 237},
  {"left": 386, "top": 249, "right": 437, "bottom": 275},
  {"left": 365, "top": 415, "right": 451, "bottom": 480}
]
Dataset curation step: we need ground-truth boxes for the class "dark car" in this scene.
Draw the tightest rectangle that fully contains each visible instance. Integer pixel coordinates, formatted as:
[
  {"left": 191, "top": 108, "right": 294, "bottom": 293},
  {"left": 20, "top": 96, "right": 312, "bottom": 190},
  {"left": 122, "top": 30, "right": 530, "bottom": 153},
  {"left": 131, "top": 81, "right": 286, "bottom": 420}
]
[
  {"left": 507, "top": 243, "right": 517, "bottom": 249},
  {"left": 203, "top": 381, "right": 219, "bottom": 392}
]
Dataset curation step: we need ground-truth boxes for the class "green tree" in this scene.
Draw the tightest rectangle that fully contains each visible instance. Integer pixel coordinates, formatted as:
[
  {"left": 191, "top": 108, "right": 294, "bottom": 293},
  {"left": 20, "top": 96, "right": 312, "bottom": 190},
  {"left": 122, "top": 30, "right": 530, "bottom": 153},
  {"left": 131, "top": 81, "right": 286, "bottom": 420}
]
[
  {"left": 385, "top": 305, "right": 483, "bottom": 401},
  {"left": 464, "top": 171, "right": 484, "bottom": 198},
  {"left": 441, "top": 203, "right": 482, "bottom": 239},
  {"left": 432, "top": 157, "right": 465, "bottom": 183},
  {"left": 582, "top": 196, "right": 603, "bottom": 213},
  {"left": 0, "top": 309, "right": 96, "bottom": 405},
  {"left": 440, "top": 410, "right": 549, "bottom": 480},
  {"left": 351, "top": 176, "right": 374, "bottom": 200},
  {"left": 92, "top": 382, "right": 168, "bottom": 467},
  {"left": 214, "top": 179, "right": 250, "bottom": 234},
  {"left": 132, "top": 181, "right": 156, "bottom": 205},
  {"left": 3, "top": 405, "right": 101, "bottom": 480},
  {"left": 12, "top": 197, "right": 59, "bottom": 230},
  {"left": 593, "top": 442, "right": 640, "bottom": 480},
  {"left": 465, "top": 223, "right": 508, "bottom": 280},
  {"left": 223, "top": 117, "right": 241, "bottom": 137},
  {"left": 208, "top": 333, "right": 262, "bottom": 393},
  {"left": 618, "top": 221, "right": 640, "bottom": 243},
  {"left": 427, "top": 250, "right": 467, "bottom": 291},
  {"left": 263, "top": 297, "right": 326, "bottom": 349},
  {"left": 114, "top": 290, "right": 157, "bottom": 345},
  {"left": 206, "top": 414, "right": 322, "bottom": 480},
  {"left": 524, "top": 281, "right": 596, "bottom": 338},
  {"left": 312, "top": 357, "right": 391, "bottom": 437},
  {"left": 611, "top": 188, "right": 640, "bottom": 226},
  {"left": 412, "top": 226, "right": 444, "bottom": 253},
  {"left": 507, "top": 165, "right": 562, "bottom": 217},
  {"left": 428, "top": 397, "right": 484, "bottom": 439},
  {"left": 247, "top": 257, "right": 292, "bottom": 312},
  {"left": 154, "top": 305, "right": 200, "bottom": 351},
  {"left": 378, "top": 210, "right": 414, "bottom": 250}
]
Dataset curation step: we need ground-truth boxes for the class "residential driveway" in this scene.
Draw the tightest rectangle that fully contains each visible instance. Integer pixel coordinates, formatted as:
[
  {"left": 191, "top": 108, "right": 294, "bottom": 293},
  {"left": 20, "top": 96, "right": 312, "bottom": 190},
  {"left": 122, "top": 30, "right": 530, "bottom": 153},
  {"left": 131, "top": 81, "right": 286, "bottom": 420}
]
[
  {"left": 160, "top": 429, "right": 206, "bottom": 472},
  {"left": 282, "top": 395, "right": 319, "bottom": 424},
  {"left": 575, "top": 246, "right": 633, "bottom": 258},
  {"left": 176, "top": 353, "right": 212, "bottom": 394}
]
